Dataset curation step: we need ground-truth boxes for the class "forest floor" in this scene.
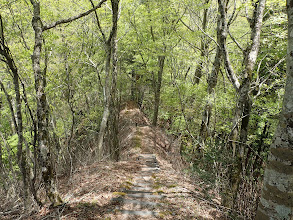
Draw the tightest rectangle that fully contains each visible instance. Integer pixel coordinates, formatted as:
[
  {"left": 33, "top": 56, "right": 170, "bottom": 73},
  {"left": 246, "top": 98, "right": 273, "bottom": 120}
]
[{"left": 3, "top": 105, "right": 229, "bottom": 219}]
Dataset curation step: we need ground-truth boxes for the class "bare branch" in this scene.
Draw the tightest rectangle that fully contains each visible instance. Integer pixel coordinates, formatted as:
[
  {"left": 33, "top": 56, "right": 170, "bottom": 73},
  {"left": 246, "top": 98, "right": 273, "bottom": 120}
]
[
  {"left": 0, "top": 80, "right": 18, "bottom": 131},
  {"left": 0, "top": 14, "right": 5, "bottom": 46},
  {"left": 0, "top": 57, "right": 6, "bottom": 63},
  {"left": 176, "top": 32, "right": 203, "bottom": 52},
  {"left": 180, "top": 18, "right": 219, "bottom": 47},
  {"left": 107, "top": 0, "right": 119, "bottom": 44},
  {"left": 218, "top": 0, "right": 240, "bottom": 91},
  {"left": 228, "top": 29, "right": 244, "bottom": 52},
  {"left": 227, "top": 0, "right": 237, "bottom": 27},
  {"left": 89, "top": 0, "right": 106, "bottom": 42},
  {"left": 255, "top": 54, "right": 268, "bottom": 84},
  {"left": 42, "top": 0, "right": 107, "bottom": 31},
  {"left": 253, "top": 56, "right": 286, "bottom": 99}
]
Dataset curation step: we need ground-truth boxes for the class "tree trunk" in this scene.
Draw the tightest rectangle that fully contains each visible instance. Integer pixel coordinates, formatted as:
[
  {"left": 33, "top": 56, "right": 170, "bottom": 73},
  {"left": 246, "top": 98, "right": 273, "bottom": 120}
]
[
  {"left": 108, "top": 0, "right": 119, "bottom": 161},
  {"left": 96, "top": 0, "right": 120, "bottom": 160},
  {"left": 13, "top": 56, "right": 28, "bottom": 208},
  {"left": 221, "top": 0, "right": 266, "bottom": 209},
  {"left": 152, "top": 55, "right": 165, "bottom": 127},
  {"left": 255, "top": 1, "right": 293, "bottom": 218},
  {"left": 0, "top": 15, "right": 29, "bottom": 207},
  {"left": 194, "top": 0, "right": 209, "bottom": 84},
  {"left": 0, "top": 111, "right": 2, "bottom": 171},
  {"left": 131, "top": 70, "right": 143, "bottom": 108},
  {"left": 131, "top": 70, "right": 136, "bottom": 101},
  {"left": 30, "top": 0, "right": 62, "bottom": 206},
  {"left": 97, "top": 45, "right": 111, "bottom": 159},
  {"left": 198, "top": 5, "right": 222, "bottom": 148},
  {"left": 0, "top": 96, "right": 2, "bottom": 172}
]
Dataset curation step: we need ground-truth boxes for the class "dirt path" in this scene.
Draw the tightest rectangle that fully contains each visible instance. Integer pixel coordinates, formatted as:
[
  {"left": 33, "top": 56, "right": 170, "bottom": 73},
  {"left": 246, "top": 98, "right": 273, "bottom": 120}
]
[
  {"left": 26, "top": 108, "right": 227, "bottom": 219},
  {"left": 110, "top": 153, "right": 163, "bottom": 219}
]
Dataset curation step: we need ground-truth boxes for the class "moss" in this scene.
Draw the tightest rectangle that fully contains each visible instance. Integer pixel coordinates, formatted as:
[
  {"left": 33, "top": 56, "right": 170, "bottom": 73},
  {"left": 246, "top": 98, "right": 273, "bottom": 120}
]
[
  {"left": 120, "top": 183, "right": 131, "bottom": 190},
  {"left": 153, "top": 181, "right": 163, "bottom": 189},
  {"left": 125, "top": 180, "right": 133, "bottom": 186},
  {"left": 48, "top": 192, "right": 63, "bottom": 207},
  {"left": 77, "top": 202, "right": 96, "bottom": 208},
  {"left": 113, "top": 192, "right": 127, "bottom": 196},
  {"left": 136, "top": 130, "right": 143, "bottom": 136},
  {"left": 167, "top": 184, "right": 177, "bottom": 188},
  {"left": 132, "top": 136, "right": 141, "bottom": 148},
  {"left": 158, "top": 211, "right": 172, "bottom": 217}
]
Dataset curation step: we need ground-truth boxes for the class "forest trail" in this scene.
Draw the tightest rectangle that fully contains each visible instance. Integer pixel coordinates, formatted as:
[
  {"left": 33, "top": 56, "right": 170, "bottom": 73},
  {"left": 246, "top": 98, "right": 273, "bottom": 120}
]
[{"left": 29, "top": 105, "right": 226, "bottom": 219}]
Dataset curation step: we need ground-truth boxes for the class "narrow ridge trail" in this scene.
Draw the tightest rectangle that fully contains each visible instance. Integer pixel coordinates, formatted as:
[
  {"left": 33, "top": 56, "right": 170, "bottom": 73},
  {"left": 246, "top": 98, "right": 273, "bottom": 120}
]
[
  {"left": 103, "top": 106, "right": 226, "bottom": 219},
  {"left": 112, "top": 153, "right": 163, "bottom": 219},
  {"left": 29, "top": 106, "right": 226, "bottom": 219}
]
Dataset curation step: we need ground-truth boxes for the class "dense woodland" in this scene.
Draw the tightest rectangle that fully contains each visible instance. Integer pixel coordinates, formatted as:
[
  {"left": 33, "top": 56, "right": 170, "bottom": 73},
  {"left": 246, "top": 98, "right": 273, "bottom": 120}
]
[{"left": 0, "top": 0, "right": 292, "bottom": 219}]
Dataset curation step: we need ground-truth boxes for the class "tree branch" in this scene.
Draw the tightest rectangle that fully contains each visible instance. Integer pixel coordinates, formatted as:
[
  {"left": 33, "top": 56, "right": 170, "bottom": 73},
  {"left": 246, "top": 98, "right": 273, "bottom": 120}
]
[
  {"left": 180, "top": 18, "right": 219, "bottom": 47},
  {"left": 228, "top": 29, "right": 244, "bottom": 52},
  {"left": 227, "top": 0, "right": 237, "bottom": 27},
  {"left": 0, "top": 14, "right": 5, "bottom": 46},
  {"left": 89, "top": 0, "right": 106, "bottom": 42},
  {"left": 42, "top": 0, "right": 107, "bottom": 31},
  {"left": 0, "top": 79, "right": 18, "bottom": 132},
  {"left": 218, "top": 0, "right": 240, "bottom": 91},
  {"left": 107, "top": 0, "right": 119, "bottom": 44}
]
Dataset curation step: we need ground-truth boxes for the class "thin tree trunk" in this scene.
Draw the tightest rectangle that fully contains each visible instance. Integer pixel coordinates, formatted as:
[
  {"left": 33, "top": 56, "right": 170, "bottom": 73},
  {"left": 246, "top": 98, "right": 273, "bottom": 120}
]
[
  {"left": 256, "top": 1, "right": 293, "bottom": 218},
  {"left": 13, "top": 57, "right": 28, "bottom": 208},
  {"left": 194, "top": 0, "right": 209, "bottom": 84},
  {"left": 93, "top": 0, "right": 120, "bottom": 160},
  {"left": 0, "top": 130, "right": 2, "bottom": 173},
  {"left": 19, "top": 76, "right": 42, "bottom": 206},
  {"left": 0, "top": 95, "right": 3, "bottom": 174},
  {"left": 152, "top": 55, "right": 165, "bottom": 127},
  {"left": 97, "top": 45, "right": 111, "bottom": 159},
  {"left": 198, "top": 6, "right": 222, "bottom": 148},
  {"left": 0, "top": 15, "right": 29, "bottom": 207},
  {"left": 220, "top": 0, "right": 266, "bottom": 209},
  {"left": 131, "top": 70, "right": 136, "bottom": 101},
  {"left": 108, "top": 0, "right": 119, "bottom": 161},
  {"left": 30, "top": 0, "right": 62, "bottom": 206}
]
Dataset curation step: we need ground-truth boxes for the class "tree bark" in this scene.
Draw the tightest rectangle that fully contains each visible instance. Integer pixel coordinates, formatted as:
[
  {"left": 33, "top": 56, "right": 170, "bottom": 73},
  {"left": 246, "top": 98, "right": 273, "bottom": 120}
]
[
  {"left": 96, "top": 41, "right": 111, "bottom": 158},
  {"left": 220, "top": 0, "right": 266, "bottom": 209},
  {"left": 152, "top": 55, "right": 165, "bottom": 127},
  {"left": 30, "top": 0, "right": 62, "bottom": 206},
  {"left": 194, "top": 0, "right": 210, "bottom": 84},
  {"left": 108, "top": 0, "right": 119, "bottom": 161},
  {"left": 0, "top": 14, "right": 29, "bottom": 208},
  {"left": 198, "top": 5, "right": 222, "bottom": 148},
  {"left": 255, "top": 1, "right": 293, "bottom": 218},
  {"left": 97, "top": 86, "right": 110, "bottom": 159},
  {"left": 12, "top": 51, "right": 28, "bottom": 208},
  {"left": 0, "top": 100, "right": 2, "bottom": 170},
  {"left": 95, "top": 0, "right": 120, "bottom": 160}
]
